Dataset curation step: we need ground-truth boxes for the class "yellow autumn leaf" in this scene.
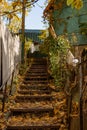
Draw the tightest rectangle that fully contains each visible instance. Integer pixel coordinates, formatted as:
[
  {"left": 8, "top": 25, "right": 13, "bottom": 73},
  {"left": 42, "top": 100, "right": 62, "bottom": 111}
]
[
  {"left": 54, "top": 108, "right": 59, "bottom": 114},
  {"left": 67, "top": 0, "right": 74, "bottom": 6},
  {"left": 67, "top": 0, "right": 83, "bottom": 10},
  {"left": 7, "top": 14, "right": 13, "bottom": 19},
  {"left": 71, "top": 0, "right": 76, "bottom": 8},
  {"left": 74, "top": 0, "right": 83, "bottom": 10},
  {"left": 12, "top": 1, "right": 22, "bottom": 9}
]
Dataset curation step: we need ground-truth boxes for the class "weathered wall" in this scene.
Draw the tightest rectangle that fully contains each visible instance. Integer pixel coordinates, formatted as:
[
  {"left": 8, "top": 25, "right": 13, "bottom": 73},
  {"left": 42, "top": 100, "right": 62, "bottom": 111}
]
[
  {"left": 52, "top": 0, "right": 87, "bottom": 46},
  {"left": 0, "top": 42, "right": 1, "bottom": 85},
  {"left": 0, "top": 20, "right": 21, "bottom": 86},
  {"left": 72, "top": 45, "right": 87, "bottom": 59}
]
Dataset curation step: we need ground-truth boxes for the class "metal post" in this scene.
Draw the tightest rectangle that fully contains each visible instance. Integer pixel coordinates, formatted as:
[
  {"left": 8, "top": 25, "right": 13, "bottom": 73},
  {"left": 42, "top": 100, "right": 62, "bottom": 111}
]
[
  {"left": 0, "top": 42, "right": 1, "bottom": 86},
  {"left": 2, "top": 82, "right": 7, "bottom": 112},
  {"left": 9, "top": 71, "right": 14, "bottom": 95},
  {"left": 79, "top": 57, "right": 83, "bottom": 130},
  {"left": 1, "top": 38, "right": 3, "bottom": 85},
  {"left": 0, "top": 21, "right": 3, "bottom": 87},
  {"left": 21, "top": 0, "right": 26, "bottom": 63}
]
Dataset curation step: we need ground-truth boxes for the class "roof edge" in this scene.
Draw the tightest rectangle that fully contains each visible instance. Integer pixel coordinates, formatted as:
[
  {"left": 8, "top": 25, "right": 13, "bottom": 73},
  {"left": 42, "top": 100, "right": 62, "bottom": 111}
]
[{"left": 43, "top": 0, "right": 55, "bottom": 17}]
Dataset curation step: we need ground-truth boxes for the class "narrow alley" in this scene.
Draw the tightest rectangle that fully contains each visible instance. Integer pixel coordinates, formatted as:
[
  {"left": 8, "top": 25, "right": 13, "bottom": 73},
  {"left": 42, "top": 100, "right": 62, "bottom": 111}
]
[
  {"left": 3, "top": 57, "right": 67, "bottom": 130},
  {"left": 0, "top": 0, "right": 87, "bottom": 130}
]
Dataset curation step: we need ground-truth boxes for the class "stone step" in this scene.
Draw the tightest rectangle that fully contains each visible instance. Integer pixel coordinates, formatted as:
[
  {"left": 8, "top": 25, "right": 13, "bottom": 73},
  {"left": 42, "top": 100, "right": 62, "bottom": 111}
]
[
  {"left": 30, "top": 67, "right": 46, "bottom": 69},
  {"left": 29, "top": 70, "right": 47, "bottom": 73},
  {"left": 30, "top": 67, "right": 47, "bottom": 70},
  {"left": 30, "top": 66, "right": 47, "bottom": 68},
  {"left": 18, "top": 89, "right": 51, "bottom": 95},
  {"left": 24, "top": 77, "right": 48, "bottom": 81},
  {"left": 25, "top": 75, "right": 48, "bottom": 78},
  {"left": 10, "top": 106, "right": 54, "bottom": 114},
  {"left": 15, "top": 95, "right": 52, "bottom": 102},
  {"left": 30, "top": 65, "right": 47, "bottom": 70},
  {"left": 19, "top": 85, "right": 50, "bottom": 90},
  {"left": 25, "top": 76, "right": 48, "bottom": 78},
  {"left": 33, "top": 58, "right": 47, "bottom": 61},
  {"left": 31, "top": 64, "right": 46, "bottom": 66},
  {"left": 26, "top": 72, "right": 48, "bottom": 75},
  {"left": 23, "top": 80, "right": 48, "bottom": 84},
  {"left": 32, "top": 63, "right": 47, "bottom": 65},
  {"left": 6, "top": 124, "right": 60, "bottom": 130},
  {"left": 26, "top": 73, "right": 48, "bottom": 76}
]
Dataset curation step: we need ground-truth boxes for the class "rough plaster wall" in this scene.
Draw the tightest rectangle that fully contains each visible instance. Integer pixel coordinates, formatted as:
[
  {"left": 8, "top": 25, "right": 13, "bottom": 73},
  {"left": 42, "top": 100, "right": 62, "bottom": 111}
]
[
  {"left": 53, "top": 1, "right": 87, "bottom": 45},
  {"left": 0, "top": 20, "right": 2, "bottom": 86},
  {"left": 0, "top": 38, "right": 1, "bottom": 85},
  {"left": 0, "top": 21, "right": 21, "bottom": 85},
  {"left": 2, "top": 24, "right": 9, "bottom": 84},
  {"left": 14, "top": 35, "right": 21, "bottom": 65}
]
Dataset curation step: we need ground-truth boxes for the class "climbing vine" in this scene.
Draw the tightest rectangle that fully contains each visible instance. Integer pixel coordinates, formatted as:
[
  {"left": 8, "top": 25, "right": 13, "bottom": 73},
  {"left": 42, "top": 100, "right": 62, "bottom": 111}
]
[
  {"left": 49, "top": 36, "right": 70, "bottom": 88},
  {"left": 79, "top": 22, "right": 87, "bottom": 35},
  {"left": 40, "top": 35, "right": 70, "bottom": 88}
]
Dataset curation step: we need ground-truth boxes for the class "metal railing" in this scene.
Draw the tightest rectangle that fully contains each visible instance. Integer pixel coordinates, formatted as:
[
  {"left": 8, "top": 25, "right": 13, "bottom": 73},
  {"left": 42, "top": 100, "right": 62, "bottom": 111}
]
[
  {"left": 64, "top": 58, "right": 87, "bottom": 130},
  {"left": 0, "top": 63, "right": 19, "bottom": 112}
]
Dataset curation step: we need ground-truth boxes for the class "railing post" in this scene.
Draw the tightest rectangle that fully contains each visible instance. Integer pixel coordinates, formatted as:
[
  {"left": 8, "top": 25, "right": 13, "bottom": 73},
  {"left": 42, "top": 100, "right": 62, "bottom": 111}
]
[
  {"left": 67, "top": 93, "right": 72, "bottom": 130},
  {"left": 79, "top": 57, "right": 83, "bottom": 130},
  {"left": 2, "top": 82, "right": 7, "bottom": 112},
  {"left": 9, "top": 71, "right": 14, "bottom": 95}
]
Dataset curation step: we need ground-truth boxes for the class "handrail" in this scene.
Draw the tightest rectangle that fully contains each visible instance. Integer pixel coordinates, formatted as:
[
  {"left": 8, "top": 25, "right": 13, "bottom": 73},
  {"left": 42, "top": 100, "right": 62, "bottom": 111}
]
[
  {"left": 0, "top": 63, "right": 19, "bottom": 91},
  {"left": 0, "top": 62, "right": 20, "bottom": 112}
]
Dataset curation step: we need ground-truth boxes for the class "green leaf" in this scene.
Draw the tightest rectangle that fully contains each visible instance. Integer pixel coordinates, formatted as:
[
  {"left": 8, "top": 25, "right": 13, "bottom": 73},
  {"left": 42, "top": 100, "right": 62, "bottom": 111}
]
[{"left": 67, "top": 0, "right": 74, "bottom": 6}]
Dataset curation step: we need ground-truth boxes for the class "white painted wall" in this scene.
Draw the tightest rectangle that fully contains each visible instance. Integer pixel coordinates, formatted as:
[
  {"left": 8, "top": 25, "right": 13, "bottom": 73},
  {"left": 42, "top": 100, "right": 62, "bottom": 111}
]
[
  {"left": 0, "top": 20, "right": 21, "bottom": 86},
  {"left": 0, "top": 43, "right": 1, "bottom": 85}
]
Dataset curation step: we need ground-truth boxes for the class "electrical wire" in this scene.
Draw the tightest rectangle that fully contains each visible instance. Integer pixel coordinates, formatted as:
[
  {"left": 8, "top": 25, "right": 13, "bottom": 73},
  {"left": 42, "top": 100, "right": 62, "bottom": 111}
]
[{"left": 36, "top": 3, "right": 44, "bottom": 9}]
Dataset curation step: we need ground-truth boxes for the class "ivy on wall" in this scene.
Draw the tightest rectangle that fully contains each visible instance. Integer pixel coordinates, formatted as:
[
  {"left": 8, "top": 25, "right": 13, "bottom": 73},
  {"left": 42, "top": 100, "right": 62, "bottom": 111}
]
[
  {"left": 79, "top": 22, "right": 87, "bottom": 35},
  {"left": 40, "top": 35, "right": 70, "bottom": 88},
  {"left": 49, "top": 36, "right": 70, "bottom": 87}
]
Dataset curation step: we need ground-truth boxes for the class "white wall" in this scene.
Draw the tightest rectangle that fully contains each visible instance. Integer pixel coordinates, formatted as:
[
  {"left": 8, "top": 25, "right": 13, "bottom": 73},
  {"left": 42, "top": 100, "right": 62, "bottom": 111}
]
[
  {"left": 0, "top": 20, "right": 21, "bottom": 86},
  {"left": 0, "top": 43, "right": 1, "bottom": 85}
]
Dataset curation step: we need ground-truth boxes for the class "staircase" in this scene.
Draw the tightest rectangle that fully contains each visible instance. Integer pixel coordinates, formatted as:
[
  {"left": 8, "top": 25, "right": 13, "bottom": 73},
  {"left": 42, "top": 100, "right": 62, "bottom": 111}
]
[{"left": 5, "top": 58, "right": 67, "bottom": 130}]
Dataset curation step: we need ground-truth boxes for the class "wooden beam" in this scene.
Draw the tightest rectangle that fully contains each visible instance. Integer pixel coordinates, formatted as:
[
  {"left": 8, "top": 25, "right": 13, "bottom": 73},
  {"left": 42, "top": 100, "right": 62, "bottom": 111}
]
[
  {"left": 49, "top": 24, "right": 57, "bottom": 39},
  {"left": 43, "top": 0, "right": 55, "bottom": 17}
]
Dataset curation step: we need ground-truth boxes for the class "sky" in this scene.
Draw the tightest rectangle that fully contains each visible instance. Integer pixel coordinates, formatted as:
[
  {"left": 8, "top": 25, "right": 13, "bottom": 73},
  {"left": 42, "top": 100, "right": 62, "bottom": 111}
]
[{"left": 25, "top": 0, "right": 48, "bottom": 30}]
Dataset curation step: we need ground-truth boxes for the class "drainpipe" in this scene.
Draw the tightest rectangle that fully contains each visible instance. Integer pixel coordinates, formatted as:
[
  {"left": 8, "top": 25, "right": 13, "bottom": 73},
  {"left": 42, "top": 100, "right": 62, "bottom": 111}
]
[
  {"left": 0, "top": 43, "right": 1, "bottom": 86},
  {"left": 0, "top": 18, "right": 3, "bottom": 87},
  {"left": 79, "top": 56, "right": 83, "bottom": 130},
  {"left": 0, "top": 35, "right": 3, "bottom": 87},
  {"left": 21, "top": 0, "right": 26, "bottom": 63}
]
